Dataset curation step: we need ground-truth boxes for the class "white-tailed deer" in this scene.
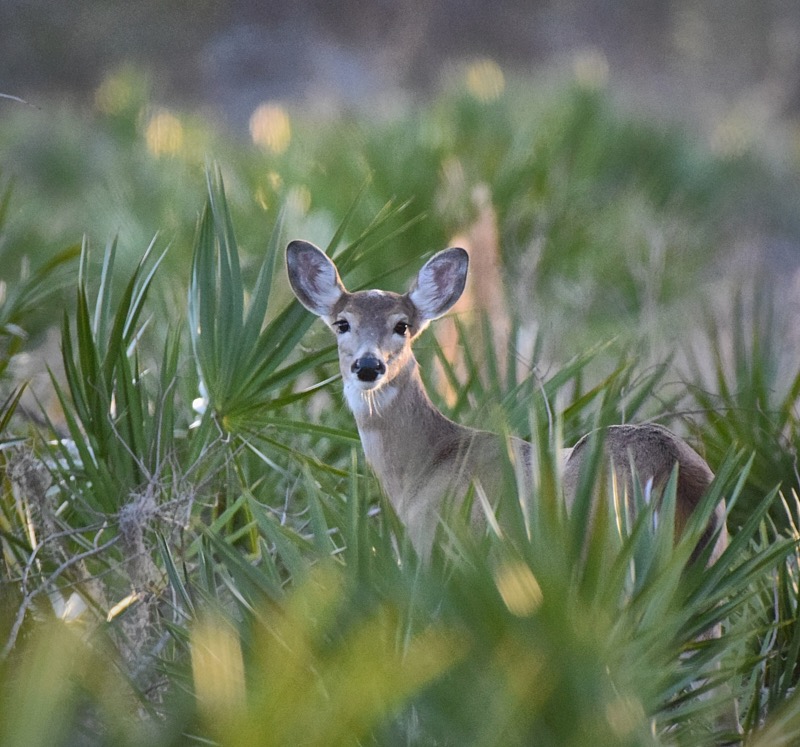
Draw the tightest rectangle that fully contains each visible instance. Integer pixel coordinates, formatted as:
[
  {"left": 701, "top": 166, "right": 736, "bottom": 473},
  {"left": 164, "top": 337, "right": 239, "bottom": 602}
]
[{"left": 286, "top": 240, "right": 728, "bottom": 563}]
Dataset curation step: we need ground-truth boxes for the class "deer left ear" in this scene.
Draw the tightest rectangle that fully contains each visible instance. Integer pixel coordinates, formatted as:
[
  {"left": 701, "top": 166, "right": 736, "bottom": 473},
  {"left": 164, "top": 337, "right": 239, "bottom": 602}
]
[{"left": 407, "top": 247, "right": 468, "bottom": 321}]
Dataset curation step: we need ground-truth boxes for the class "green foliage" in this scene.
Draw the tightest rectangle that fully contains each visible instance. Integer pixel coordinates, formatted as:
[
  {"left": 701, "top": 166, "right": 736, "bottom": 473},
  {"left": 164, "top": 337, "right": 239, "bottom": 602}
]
[
  {"left": 0, "top": 180, "right": 79, "bottom": 379},
  {"left": 687, "top": 288, "right": 800, "bottom": 529},
  {"left": 51, "top": 236, "right": 171, "bottom": 510},
  {"left": 2, "top": 69, "right": 800, "bottom": 745}
]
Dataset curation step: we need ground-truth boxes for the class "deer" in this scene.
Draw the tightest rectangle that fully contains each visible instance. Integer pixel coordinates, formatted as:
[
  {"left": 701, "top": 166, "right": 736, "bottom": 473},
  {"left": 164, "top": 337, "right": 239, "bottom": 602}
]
[{"left": 286, "top": 240, "right": 728, "bottom": 564}]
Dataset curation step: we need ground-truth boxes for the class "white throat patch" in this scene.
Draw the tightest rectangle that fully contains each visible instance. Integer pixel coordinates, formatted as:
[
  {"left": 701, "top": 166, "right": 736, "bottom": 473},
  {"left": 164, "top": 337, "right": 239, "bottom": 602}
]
[{"left": 344, "top": 379, "right": 398, "bottom": 419}]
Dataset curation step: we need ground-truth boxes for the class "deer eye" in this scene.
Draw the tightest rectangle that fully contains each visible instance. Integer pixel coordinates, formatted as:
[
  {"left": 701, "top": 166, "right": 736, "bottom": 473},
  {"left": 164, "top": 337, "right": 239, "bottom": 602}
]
[
  {"left": 333, "top": 319, "right": 350, "bottom": 334},
  {"left": 393, "top": 321, "right": 410, "bottom": 337}
]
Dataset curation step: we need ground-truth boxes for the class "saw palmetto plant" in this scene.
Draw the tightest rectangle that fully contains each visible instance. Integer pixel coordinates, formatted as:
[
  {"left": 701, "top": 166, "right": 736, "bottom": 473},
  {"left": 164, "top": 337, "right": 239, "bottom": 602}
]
[{"left": 2, "top": 78, "right": 800, "bottom": 745}]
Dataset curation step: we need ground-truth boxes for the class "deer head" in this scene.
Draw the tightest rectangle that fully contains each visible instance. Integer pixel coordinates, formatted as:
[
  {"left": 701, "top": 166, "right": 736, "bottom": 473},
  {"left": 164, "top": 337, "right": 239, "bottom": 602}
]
[{"left": 286, "top": 240, "right": 468, "bottom": 413}]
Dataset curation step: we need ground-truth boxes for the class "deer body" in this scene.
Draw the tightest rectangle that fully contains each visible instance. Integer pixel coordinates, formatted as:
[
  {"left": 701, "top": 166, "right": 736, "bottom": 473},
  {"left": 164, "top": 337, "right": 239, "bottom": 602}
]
[{"left": 287, "top": 240, "right": 727, "bottom": 561}]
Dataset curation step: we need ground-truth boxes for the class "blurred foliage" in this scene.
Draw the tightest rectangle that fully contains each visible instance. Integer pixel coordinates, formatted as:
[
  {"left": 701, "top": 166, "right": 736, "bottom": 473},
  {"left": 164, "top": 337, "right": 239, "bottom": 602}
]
[
  {"left": 0, "top": 179, "right": 79, "bottom": 377},
  {"left": 1, "top": 64, "right": 776, "bottom": 354},
  {"left": 1, "top": 65, "right": 800, "bottom": 745},
  {"left": 686, "top": 287, "right": 800, "bottom": 530}
]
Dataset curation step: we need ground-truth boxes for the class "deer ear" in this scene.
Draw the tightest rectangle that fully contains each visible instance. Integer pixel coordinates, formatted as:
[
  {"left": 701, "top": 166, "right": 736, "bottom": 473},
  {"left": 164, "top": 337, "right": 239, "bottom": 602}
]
[
  {"left": 286, "top": 240, "right": 347, "bottom": 317},
  {"left": 408, "top": 247, "right": 469, "bottom": 321}
]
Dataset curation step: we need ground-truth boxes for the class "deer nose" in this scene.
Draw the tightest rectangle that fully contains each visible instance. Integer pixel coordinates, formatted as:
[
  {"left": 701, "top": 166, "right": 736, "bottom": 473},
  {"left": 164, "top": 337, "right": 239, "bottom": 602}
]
[{"left": 352, "top": 356, "right": 386, "bottom": 382}]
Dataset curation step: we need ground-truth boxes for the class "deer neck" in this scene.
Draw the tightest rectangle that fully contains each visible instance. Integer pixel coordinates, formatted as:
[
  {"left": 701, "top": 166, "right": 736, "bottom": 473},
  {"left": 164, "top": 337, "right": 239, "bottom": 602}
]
[{"left": 343, "top": 358, "right": 466, "bottom": 507}]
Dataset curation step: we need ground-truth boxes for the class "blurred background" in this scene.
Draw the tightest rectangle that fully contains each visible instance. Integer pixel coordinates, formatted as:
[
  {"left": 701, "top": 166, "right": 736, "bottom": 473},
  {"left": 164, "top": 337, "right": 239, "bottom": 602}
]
[
  {"left": 3, "top": 1, "right": 800, "bottom": 259},
  {"left": 4, "top": 0, "right": 800, "bottom": 140},
  {"left": 3, "top": 0, "right": 800, "bottom": 384},
  {"left": 5, "top": 0, "right": 800, "bottom": 125}
]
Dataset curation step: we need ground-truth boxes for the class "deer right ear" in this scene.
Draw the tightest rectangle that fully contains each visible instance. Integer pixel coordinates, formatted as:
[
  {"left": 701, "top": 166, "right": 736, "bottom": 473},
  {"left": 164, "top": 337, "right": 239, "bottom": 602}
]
[{"left": 286, "top": 240, "right": 347, "bottom": 317}]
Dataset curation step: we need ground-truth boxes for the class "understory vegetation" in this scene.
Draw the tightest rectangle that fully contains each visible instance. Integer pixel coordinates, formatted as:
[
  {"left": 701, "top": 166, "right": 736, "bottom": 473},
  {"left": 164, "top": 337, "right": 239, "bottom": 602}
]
[{"left": 2, "top": 66, "right": 800, "bottom": 745}]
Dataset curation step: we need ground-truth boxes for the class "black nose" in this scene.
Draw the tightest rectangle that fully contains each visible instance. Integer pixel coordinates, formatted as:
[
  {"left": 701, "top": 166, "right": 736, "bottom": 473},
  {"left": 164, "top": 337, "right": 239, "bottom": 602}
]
[{"left": 352, "top": 356, "right": 386, "bottom": 382}]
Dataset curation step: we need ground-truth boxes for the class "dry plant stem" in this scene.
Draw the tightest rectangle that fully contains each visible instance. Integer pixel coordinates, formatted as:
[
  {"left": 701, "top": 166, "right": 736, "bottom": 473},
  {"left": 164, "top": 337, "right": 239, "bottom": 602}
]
[
  {"left": 4, "top": 449, "right": 113, "bottom": 654},
  {"left": 2, "top": 425, "right": 223, "bottom": 668},
  {"left": 1, "top": 535, "right": 120, "bottom": 660}
]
